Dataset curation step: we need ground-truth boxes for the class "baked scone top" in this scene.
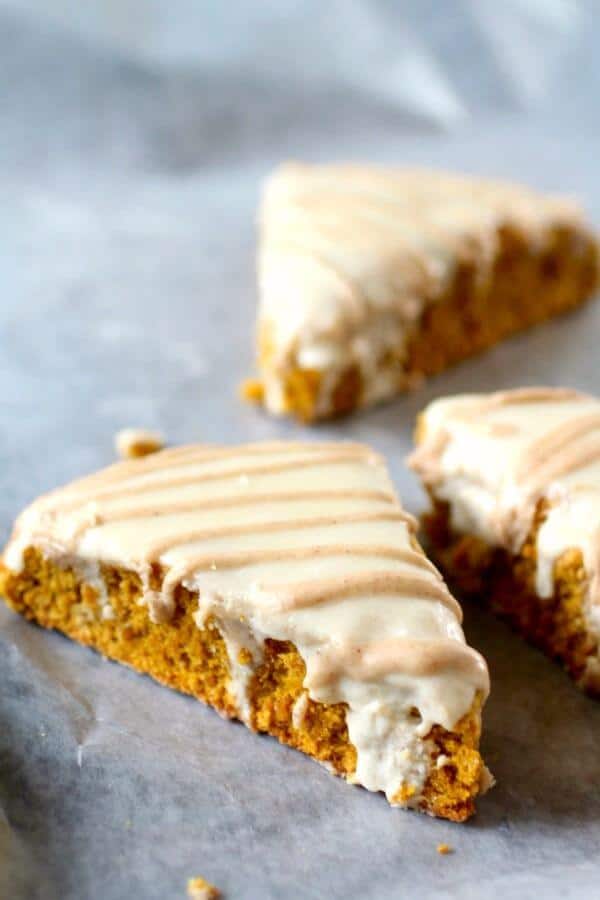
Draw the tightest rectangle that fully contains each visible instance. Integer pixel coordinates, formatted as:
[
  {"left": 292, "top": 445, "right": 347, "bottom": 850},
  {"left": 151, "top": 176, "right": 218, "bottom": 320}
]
[
  {"left": 409, "top": 387, "right": 600, "bottom": 606},
  {"left": 3, "top": 440, "right": 487, "bottom": 802},
  {"left": 259, "top": 162, "right": 589, "bottom": 366}
]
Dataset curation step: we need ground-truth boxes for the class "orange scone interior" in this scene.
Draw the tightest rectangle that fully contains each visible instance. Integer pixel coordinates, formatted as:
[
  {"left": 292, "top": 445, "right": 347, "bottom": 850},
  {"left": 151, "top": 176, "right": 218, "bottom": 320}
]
[
  {"left": 253, "top": 163, "right": 599, "bottom": 421},
  {"left": 1, "top": 441, "right": 490, "bottom": 820},
  {"left": 420, "top": 501, "right": 599, "bottom": 694},
  {"left": 409, "top": 387, "right": 600, "bottom": 693}
]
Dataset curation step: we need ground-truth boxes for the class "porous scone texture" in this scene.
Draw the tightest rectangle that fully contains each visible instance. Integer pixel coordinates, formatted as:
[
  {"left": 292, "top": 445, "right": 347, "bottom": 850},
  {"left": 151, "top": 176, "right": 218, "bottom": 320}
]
[
  {"left": 1, "top": 548, "right": 486, "bottom": 821},
  {"left": 423, "top": 500, "right": 600, "bottom": 694},
  {"left": 258, "top": 222, "right": 599, "bottom": 422}
]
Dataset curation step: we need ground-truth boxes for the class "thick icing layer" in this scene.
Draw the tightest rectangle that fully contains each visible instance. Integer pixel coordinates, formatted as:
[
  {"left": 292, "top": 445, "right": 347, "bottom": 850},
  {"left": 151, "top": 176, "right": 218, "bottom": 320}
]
[
  {"left": 3, "top": 440, "right": 487, "bottom": 804},
  {"left": 409, "top": 388, "right": 600, "bottom": 630},
  {"left": 258, "top": 163, "right": 593, "bottom": 414}
]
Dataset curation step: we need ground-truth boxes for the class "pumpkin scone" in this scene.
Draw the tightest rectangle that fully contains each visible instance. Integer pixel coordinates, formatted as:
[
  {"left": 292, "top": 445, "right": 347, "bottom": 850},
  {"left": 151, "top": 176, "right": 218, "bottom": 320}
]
[
  {"left": 409, "top": 387, "right": 600, "bottom": 694},
  {"left": 1, "top": 441, "right": 489, "bottom": 821},
  {"left": 248, "top": 163, "right": 599, "bottom": 421}
]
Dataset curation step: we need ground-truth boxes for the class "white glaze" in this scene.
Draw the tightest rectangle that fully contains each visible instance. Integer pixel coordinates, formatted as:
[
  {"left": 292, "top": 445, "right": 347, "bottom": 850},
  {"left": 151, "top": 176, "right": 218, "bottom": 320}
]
[
  {"left": 258, "top": 163, "right": 592, "bottom": 415},
  {"left": 3, "top": 440, "right": 488, "bottom": 804},
  {"left": 409, "top": 388, "right": 600, "bottom": 634}
]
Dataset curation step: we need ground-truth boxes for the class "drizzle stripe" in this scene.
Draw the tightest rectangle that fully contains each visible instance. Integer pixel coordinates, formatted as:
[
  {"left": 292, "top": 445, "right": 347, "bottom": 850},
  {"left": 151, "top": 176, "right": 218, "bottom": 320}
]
[
  {"left": 169, "top": 546, "right": 435, "bottom": 583},
  {"left": 68, "top": 489, "right": 399, "bottom": 539},
  {"left": 263, "top": 571, "right": 462, "bottom": 620},
  {"left": 307, "top": 638, "right": 489, "bottom": 692},
  {"left": 527, "top": 434, "right": 600, "bottom": 494},
  {"left": 56, "top": 453, "right": 380, "bottom": 510},
  {"left": 145, "top": 510, "right": 412, "bottom": 560},
  {"left": 488, "top": 387, "right": 585, "bottom": 407},
  {"left": 44, "top": 442, "right": 378, "bottom": 500},
  {"left": 515, "top": 413, "right": 600, "bottom": 483}
]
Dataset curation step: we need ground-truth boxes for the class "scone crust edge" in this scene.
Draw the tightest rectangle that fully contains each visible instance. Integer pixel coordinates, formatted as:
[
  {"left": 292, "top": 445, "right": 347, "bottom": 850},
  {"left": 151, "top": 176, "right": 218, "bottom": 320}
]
[
  {"left": 0, "top": 547, "right": 487, "bottom": 821},
  {"left": 421, "top": 498, "right": 600, "bottom": 694},
  {"left": 255, "top": 220, "right": 599, "bottom": 422}
]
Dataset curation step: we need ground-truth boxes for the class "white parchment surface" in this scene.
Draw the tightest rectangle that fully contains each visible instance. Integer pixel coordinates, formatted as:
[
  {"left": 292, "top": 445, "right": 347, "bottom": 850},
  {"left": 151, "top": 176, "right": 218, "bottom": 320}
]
[{"left": 1, "top": 3, "right": 600, "bottom": 898}]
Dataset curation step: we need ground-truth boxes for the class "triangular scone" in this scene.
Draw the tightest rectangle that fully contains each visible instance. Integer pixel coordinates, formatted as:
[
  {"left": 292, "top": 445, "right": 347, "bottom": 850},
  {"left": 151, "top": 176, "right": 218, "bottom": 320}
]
[
  {"left": 409, "top": 387, "right": 600, "bottom": 694},
  {"left": 250, "top": 163, "right": 599, "bottom": 421},
  {"left": 1, "top": 441, "right": 489, "bottom": 821}
]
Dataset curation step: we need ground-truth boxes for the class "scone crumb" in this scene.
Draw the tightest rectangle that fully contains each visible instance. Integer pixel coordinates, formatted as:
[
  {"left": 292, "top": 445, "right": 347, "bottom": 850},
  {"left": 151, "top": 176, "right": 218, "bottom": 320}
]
[
  {"left": 115, "top": 428, "right": 165, "bottom": 459},
  {"left": 479, "top": 765, "right": 496, "bottom": 794},
  {"left": 187, "top": 875, "right": 221, "bottom": 899},
  {"left": 437, "top": 843, "right": 453, "bottom": 855},
  {"left": 240, "top": 378, "right": 264, "bottom": 404}
]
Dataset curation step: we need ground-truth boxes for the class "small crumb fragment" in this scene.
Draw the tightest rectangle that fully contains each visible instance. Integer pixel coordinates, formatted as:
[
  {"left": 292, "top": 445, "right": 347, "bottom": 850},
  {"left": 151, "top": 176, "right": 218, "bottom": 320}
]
[
  {"left": 479, "top": 764, "right": 496, "bottom": 794},
  {"left": 115, "top": 428, "right": 165, "bottom": 459},
  {"left": 187, "top": 876, "right": 221, "bottom": 899},
  {"left": 239, "top": 378, "right": 264, "bottom": 405},
  {"left": 437, "top": 843, "right": 453, "bottom": 856}
]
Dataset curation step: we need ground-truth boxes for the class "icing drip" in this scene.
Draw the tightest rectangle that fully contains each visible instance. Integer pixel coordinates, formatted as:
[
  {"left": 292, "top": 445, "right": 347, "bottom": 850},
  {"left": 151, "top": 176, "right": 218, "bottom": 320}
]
[{"left": 3, "top": 440, "right": 487, "bottom": 802}]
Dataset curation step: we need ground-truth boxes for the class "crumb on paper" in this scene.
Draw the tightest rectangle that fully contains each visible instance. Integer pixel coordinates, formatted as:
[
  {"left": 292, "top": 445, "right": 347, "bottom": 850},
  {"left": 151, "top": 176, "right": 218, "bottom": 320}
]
[
  {"left": 479, "top": 764, "right": 496, "bottom": 795},
  {"left": 187, "top": 876, "right": 221, "bottom": 899},
  {"left": 239, "top": 378, "right": 264, "bottom": 404},
  {"left": 437, "top": 843, "right": 453, "bottom": 856},
  {"left": 115, "top": 428, "right": 165, "bottom": 459}
]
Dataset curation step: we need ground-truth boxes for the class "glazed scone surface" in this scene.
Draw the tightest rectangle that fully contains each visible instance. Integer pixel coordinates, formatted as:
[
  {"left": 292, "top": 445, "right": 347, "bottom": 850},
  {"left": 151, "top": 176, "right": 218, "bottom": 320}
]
[
  {"left": 253, "top": 163, "right": 599, "bottom": 420},
  {"left": 1, "top": 441, "right": 489, "bottom": 819},
  {"left": 409, "top": 388, "right": 600, "bottom": 690}
]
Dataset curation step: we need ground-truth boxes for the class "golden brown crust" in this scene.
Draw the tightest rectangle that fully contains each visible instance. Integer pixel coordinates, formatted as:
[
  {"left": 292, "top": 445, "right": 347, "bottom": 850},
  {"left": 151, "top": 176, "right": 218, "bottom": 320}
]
[
  {"left": 0, "top": 548, "right": 486, "bottom": 821},
  {"left": 256, "top": 222, "right": 599, "bottom": 422},
  {"left": 423, "top": 499, "right": 600, "bottom": 693}
]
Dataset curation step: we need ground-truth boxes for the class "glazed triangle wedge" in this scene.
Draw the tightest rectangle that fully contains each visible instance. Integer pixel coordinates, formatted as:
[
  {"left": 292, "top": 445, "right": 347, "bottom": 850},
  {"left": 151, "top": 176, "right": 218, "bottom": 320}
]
[{"left": 1, "top": 440, "right": 490, "bottom": 820}]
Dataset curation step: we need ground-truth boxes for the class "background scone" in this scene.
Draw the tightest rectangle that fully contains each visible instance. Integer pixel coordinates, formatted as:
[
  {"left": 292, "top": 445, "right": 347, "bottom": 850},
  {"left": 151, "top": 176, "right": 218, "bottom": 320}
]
[
  {"left": 251, "top": 163, "right": 599, "bottom": 421},
  {"left": 1, "top": 441, "right": 489, "bottom": 821},
  {"left": 409, "top": 387, "right": 600, "bottom": 694}
]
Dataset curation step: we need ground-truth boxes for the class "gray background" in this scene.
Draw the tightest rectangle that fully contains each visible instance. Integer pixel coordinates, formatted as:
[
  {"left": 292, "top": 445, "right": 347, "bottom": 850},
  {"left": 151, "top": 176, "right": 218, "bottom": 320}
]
[{"left": 2, "top": 3, "right": 600, "bottom": 898}]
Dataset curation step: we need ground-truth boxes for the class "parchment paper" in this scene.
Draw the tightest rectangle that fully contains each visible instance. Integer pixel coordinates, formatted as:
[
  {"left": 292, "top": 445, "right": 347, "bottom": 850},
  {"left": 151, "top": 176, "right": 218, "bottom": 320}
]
[{"left": 2, "top": 5, "right": 600, "bottom": 898}]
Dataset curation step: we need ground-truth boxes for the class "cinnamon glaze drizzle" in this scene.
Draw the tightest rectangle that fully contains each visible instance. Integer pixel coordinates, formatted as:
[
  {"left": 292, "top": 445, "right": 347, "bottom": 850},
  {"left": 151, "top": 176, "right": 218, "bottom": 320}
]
[
  {"left": 5, "top": 441, "right": 486, "bottom": 693},
  {"left": 409, "top": 387, "right": 600, "bottom": 613}
]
